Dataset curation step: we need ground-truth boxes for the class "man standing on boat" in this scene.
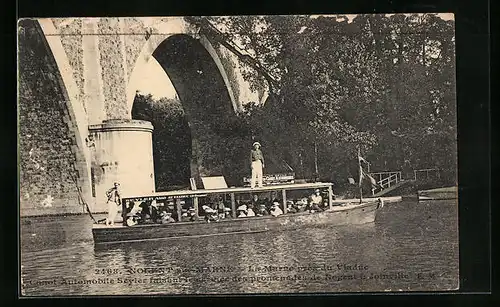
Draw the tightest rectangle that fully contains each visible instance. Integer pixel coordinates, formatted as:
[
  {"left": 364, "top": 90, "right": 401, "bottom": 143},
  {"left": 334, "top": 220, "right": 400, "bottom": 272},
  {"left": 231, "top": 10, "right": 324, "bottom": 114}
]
[
  {"left": 105, "top": 182, "right": 121, "bottom": 226},
  {"left": 250, "top": 141, "right": 265, "bottom": 188}
]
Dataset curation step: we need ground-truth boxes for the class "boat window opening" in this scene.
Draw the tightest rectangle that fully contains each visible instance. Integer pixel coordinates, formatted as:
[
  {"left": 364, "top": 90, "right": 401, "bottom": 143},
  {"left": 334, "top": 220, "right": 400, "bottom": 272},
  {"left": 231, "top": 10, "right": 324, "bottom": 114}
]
[
  {"left": 124, "top": 189, "right": 328, "bottom": 226},
  {"left": 120, "top": 183, "right": 336, "bottom": 227}
]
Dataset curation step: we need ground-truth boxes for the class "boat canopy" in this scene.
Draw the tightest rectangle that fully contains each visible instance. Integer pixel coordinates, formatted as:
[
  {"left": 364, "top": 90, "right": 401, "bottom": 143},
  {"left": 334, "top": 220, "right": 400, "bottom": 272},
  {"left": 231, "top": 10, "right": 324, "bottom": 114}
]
[{"left": 121, "top": 182, "right": 333, "bottom": 202}]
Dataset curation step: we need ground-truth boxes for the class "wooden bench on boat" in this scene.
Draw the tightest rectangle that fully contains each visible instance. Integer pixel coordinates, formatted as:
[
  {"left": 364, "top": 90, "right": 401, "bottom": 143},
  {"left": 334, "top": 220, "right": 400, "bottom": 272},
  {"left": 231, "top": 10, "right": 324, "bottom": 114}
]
[{"left": 92, "top": 182, "right": 381, "bottom": 245}]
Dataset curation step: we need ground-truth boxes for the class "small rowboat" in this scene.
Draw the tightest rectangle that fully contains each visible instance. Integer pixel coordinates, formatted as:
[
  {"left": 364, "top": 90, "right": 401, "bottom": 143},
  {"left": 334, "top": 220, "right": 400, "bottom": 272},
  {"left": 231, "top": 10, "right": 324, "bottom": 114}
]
[{"left": 417, "top": 186, "right": 458, "bottom": 201}]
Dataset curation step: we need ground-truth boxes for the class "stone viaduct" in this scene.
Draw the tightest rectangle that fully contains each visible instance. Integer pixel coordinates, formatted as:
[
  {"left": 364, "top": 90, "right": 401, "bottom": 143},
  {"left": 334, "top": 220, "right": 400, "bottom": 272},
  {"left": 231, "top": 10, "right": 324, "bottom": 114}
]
[{"left": 18, "top": 17, "right": 271, "bottom": 216}]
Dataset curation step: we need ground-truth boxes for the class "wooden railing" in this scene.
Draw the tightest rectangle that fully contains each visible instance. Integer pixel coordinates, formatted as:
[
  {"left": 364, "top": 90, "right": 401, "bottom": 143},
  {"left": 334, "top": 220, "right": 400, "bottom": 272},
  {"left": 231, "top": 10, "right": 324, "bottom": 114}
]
[
  {"left": 413, "top": 168, "right": 440, "bottom": 181},
  {"left": 370, "top": 171, "right": 402, "bottom": 188},
  {"left": 366, "top": 168, "right": 440, "bottom": 196}
]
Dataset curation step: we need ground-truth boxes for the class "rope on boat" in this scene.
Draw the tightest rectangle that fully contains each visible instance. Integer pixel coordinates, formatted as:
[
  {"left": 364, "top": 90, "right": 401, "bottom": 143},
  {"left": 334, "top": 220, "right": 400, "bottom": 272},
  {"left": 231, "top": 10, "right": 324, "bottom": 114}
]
[{"left": 69, "top": 172, "right": 98, "bottom": 224}]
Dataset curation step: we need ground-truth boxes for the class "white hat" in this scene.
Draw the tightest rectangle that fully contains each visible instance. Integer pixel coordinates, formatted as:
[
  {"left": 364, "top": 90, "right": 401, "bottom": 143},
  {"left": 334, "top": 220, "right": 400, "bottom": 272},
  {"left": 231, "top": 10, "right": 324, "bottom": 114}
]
[{"left": 252, "top": 141, "right": 261, "bottom": 147}]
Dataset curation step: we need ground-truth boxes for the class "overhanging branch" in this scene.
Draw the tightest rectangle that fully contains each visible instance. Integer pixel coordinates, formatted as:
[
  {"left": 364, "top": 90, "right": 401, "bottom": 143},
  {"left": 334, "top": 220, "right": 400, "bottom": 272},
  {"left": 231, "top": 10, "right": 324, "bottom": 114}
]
[{"left": 199, "top": 19, "right": 281, "bottom": 93}]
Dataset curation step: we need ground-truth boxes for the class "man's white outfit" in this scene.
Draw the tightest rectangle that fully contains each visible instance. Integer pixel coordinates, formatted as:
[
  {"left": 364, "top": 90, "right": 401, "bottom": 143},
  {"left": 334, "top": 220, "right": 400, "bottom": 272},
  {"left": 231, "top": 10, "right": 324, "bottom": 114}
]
[{"left": 251, "top": 160, "right": 263, "bottom": 188}]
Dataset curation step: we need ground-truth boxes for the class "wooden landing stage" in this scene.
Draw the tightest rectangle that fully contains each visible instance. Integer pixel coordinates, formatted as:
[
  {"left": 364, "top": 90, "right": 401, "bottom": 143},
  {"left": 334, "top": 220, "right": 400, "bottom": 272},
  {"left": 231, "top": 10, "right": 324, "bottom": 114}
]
[{"left": 332, "top": 196, "right": 402, "bottom": 205}]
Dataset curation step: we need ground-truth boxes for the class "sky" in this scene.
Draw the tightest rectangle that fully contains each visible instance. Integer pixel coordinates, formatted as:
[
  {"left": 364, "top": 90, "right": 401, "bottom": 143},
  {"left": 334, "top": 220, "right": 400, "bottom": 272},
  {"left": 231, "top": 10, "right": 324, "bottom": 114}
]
[
  {"left": 134, "top": 13, "right": 455, "bottom": 100},
  {"left": 134, "top": 59, "right": 177, "bottom": 100}
]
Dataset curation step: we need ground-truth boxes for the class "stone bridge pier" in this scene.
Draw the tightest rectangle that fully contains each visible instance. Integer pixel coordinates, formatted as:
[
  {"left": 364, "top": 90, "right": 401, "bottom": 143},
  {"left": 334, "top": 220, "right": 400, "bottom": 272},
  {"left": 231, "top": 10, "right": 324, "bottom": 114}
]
[{"left": 18, "top": 17, "right": 270, "bottom": 215}]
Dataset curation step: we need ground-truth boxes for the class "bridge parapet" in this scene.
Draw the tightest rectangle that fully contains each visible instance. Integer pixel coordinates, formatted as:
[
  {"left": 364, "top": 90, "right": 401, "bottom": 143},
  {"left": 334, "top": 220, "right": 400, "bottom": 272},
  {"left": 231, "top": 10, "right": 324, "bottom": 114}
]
[{"left": 40, "top": 17, "right": 270, "bottom": 123}]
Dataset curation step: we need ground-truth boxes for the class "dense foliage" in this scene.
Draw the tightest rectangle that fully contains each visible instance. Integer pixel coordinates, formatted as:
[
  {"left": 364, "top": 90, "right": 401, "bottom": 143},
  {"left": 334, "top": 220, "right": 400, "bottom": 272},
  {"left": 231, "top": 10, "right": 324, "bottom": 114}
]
[
  {"left": 132, "top": 93, "right": 192, "bottom": 190},
  {"left": 207, "top": 14, "right": 457, "bottom": 187},
  {"left": 138, "top": 14, "right": 456, "bottom": 191}
]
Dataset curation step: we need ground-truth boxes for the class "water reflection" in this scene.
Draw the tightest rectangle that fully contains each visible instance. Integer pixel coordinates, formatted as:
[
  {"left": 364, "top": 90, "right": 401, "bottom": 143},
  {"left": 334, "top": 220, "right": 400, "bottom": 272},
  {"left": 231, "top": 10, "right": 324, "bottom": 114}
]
[{"left": 20, "top": 200, "right": 459, "bottom": 295}]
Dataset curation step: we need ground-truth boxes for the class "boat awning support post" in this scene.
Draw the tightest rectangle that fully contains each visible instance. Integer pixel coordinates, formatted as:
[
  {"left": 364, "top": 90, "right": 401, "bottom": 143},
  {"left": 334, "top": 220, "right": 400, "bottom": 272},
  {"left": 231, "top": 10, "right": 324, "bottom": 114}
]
[
  {"left": 230, "top": 193, "right": 236, "bottom": 218},
  {"left": 328, "top": 185, "right": 333, "bottom": 210},
  {"left": 176, "top": 199, "right": 182, "bottom": 222},
  {"left": 122, "top": 199, "right": 127, "bottom": 226},
  {"left": 193, "top": 196, "right": 199, "bottom": 217},
  {"left": 282, "top": 189, "right": 287, "bottom": 214}
]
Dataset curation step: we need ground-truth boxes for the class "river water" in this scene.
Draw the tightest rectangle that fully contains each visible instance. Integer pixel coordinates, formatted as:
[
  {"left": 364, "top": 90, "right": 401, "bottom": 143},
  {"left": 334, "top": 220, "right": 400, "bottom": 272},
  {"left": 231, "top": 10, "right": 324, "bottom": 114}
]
[{"left": 20, "top": 200, "right": 458, "bottom": 296}]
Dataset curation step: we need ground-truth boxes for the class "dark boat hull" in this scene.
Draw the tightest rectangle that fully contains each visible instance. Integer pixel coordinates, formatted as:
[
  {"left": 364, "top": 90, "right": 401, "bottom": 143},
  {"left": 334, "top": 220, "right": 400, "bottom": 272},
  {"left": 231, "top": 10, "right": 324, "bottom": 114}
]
[
  {"left": 92, "top": 202, "right": 380, "bottom": 245},
  {"left": 417, "top": 187, "right": 458, "bottom": 201}
]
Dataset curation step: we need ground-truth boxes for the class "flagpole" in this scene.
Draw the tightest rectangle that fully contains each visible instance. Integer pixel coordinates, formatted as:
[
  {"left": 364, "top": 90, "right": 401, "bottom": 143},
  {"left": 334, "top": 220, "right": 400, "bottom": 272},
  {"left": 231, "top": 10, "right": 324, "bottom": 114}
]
[{"left": 358, "top": 145, "right": 363, "bottom": 204}]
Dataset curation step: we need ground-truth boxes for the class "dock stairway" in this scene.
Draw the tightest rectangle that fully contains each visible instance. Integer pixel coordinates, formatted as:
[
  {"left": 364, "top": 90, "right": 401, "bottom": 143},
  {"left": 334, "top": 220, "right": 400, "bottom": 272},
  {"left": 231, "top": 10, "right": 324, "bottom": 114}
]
[
  {"left": 372, "top": 180, "right": 411, "bottom": 197},
  {"left": 368, "top": 168, "right": 440, "bottom": 197},
  {"left": 369, "top": 171, "right": 411, "bottom": 197}
]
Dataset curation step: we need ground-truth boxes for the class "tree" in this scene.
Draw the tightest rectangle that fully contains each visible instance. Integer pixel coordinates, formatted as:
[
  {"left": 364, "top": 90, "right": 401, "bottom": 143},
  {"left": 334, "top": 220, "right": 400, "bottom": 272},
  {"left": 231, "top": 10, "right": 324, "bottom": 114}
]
[
  {"left": 132, "top": 93, "right": 192, "bottom": 190},
  {"left": 201, "top": 14, "right": 457, "bottom": 187}
]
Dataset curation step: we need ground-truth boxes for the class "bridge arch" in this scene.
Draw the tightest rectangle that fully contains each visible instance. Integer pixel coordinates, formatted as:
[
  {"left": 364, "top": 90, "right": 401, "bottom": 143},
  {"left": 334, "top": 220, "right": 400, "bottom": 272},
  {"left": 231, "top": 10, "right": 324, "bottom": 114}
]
[
  {"left": 37, "top": 19, "right": 91, "bottom": 166},
  {"left": 126, "top": 32, "right": 241, "bottom": 116},
  {"left": 129, "top": 33, "right": 248, "bottom": 187},
  {"left": 18, "top": 19, "right": 92, "bottom": 213}
]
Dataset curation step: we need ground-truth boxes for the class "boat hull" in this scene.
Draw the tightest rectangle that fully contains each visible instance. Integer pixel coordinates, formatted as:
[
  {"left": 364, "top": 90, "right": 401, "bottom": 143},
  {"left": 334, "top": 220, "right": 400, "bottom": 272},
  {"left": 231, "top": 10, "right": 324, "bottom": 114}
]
[
  {"left": 92, "top": 202, "right": 380, "bottom": 245},
  {"left": 417, "top": 186, "right": 458, "bottom": 201}
]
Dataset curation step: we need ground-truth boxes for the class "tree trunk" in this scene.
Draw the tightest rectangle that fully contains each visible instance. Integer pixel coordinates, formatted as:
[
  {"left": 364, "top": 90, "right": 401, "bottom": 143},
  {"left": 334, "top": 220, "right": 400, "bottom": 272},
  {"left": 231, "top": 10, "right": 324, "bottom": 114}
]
[
  {"left": 314, "top": 140, "right": 318, "bottom": 175},
  {"left": 421, "top": 15, "right": 427, "bottom": 68}
]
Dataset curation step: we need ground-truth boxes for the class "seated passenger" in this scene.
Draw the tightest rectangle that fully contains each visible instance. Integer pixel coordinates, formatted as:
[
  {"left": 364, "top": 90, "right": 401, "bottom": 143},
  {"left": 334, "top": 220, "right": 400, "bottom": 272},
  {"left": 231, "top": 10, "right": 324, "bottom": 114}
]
[
  {"left": 159, "top": 211, "right": 176, "bottom": 224},
  {"left": 166, "top": 201, "right": 175, "bottom": 210},
  {"left": 322, "top": 201, "right": 330, "bottom": 210},
  {"left": 150, "top": 200, "right": 161, "bottom": 223},
  {"left": 286, "top": 200, "right": 297, "bottom": 213},
  {"left": 139, "top": 201, "right": 149, "bottom": 213},
  {"left": 188, "top": 207, "right": 199, "bottom": 221},
  {"left": 270, "top": 202, "right": 283, "bottom": 217},
  {"left": 236, "top": 204, "right": 247, "bottom": 218},
  {"left": 125, "top": 200, "right": 135, "bottom": 216},
  {"left": 251, "top": 194, "right": 260, "bottom": 206},
  {"left": 126, "top": 210, "right": 140, "bottom": 226},
  {"left": 214, "top": 199, "right": 228, "bottom": 219},
  {"left": 246, "top": 204, "right": 256, "bottom": 217},
  {"left": 202, "top": 204, "right": 212, "bottom": 212},
  {"left": 256, "top": 203, "right": 269, "bottom": 216},
  {"left": 128, "top": 201, "right": 141, "bottom": 215},
  {"left": 126, "top": 215, "right": 138, "bottom": 226},
  {"left": 221, "top": 207, "right": 231, "bottom": 219},
  {"left": 269, "top": 198, "right": 280, "bottom": 211},
  {"left": 308, "top": 189, "right": 324, "bottom": 213},
  {"left": 216, "top": 198, "right": 225, "bottom": 211},
  {"left": 202, "top": 205, "right": 218, "bottom": 222},
  {"left": 138, "top": 201, "right": 154, "bottom": 223},
  {"left": 126, "top": 206, "right": 142, "bottom": 226},
  {"left": 295, "top": 198, "right": 308, "bottom": 212}
]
